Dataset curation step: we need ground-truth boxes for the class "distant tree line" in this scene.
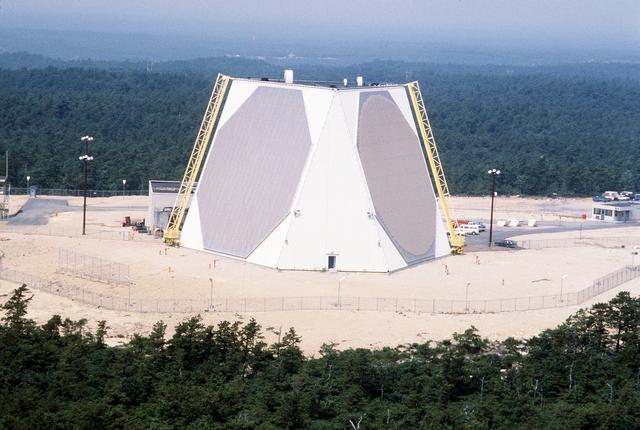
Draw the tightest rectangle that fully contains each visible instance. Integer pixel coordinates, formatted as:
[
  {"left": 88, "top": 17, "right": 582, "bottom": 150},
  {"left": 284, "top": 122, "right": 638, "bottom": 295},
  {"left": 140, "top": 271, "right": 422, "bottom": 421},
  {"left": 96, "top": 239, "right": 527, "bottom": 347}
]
[
  {"left": 0, "top": 58, "right": 638, "bottom": 195},
  {"left": 1, "top": 285, "right": 640, "bottom": 428}
]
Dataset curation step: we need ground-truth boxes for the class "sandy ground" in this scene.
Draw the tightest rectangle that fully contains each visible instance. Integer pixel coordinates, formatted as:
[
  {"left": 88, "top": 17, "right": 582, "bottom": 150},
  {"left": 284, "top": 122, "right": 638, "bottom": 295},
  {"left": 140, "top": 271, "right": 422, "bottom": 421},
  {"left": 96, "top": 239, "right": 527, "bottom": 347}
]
[
  {"left": 449, "top": 196, "right": 593, "bottom": 223},
  {"left": 0, "top": 195, "right": 638, "bottom": 354},
  {"left": 1, "top": 278, "right": 638, "bottom": 354}
]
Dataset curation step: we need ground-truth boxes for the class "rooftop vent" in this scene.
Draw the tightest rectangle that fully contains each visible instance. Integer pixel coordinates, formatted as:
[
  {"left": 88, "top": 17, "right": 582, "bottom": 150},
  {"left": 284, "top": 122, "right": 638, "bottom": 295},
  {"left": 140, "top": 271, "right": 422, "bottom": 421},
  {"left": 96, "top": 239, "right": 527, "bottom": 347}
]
[
  {"left": 284, "top": 69, "right": 294, "bottom": 84},
  {"left": 356, "top": 76, "right": 364, "bottom": 87},
  {"left": 343, "top": 78, "right": 348, "bottom": 87}
]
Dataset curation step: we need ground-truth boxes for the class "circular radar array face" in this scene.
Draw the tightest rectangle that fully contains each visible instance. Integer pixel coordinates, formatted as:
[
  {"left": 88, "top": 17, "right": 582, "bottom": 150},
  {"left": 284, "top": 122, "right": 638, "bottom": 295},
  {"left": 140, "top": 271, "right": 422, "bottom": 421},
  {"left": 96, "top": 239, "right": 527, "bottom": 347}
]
[
  {"left": 357, "top": 91, "right": 438, "bottom": 264},
  {"left": 197, "top": 85, "right": 312, "bottom": 258}
]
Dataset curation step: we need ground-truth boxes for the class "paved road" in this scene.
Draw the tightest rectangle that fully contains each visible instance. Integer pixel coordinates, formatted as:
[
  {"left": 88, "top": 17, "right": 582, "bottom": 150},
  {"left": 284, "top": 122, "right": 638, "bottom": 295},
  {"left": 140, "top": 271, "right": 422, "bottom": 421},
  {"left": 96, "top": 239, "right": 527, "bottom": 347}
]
[
  {"left": 8, "top": 198, "right": 71, "bottom": 225},
  {"left": 463, "top": 218, "right": 640, "bottom": 252}
]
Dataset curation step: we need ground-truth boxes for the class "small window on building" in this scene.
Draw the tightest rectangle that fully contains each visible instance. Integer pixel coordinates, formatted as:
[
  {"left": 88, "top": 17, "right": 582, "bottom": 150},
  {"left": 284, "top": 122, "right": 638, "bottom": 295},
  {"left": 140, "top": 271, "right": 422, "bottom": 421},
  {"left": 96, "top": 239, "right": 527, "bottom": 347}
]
[
  {"left": 327, "top": 255, "right": 336, "bottom": 270},
  {"left": 605, "top": 210, "right": 613, "bottom": 216}
]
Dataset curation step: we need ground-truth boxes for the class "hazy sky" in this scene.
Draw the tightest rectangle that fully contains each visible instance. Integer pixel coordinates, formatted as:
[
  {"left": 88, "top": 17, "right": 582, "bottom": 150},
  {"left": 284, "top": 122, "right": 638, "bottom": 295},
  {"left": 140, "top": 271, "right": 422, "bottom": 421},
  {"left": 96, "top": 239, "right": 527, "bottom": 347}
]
[{"left": 1, "top": 0, "right": 638, "bottom": 48}]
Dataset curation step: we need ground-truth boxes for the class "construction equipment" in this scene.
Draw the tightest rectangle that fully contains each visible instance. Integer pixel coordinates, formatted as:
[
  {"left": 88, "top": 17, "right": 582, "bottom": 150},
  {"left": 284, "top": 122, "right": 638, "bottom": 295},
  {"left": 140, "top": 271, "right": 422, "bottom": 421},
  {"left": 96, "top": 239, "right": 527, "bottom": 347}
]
[
  {"left": 164, "top": 73, "right": 231, "bottom": 245},
  {"left": 406, "top": 81, "right": 464, "bottom": 254}
]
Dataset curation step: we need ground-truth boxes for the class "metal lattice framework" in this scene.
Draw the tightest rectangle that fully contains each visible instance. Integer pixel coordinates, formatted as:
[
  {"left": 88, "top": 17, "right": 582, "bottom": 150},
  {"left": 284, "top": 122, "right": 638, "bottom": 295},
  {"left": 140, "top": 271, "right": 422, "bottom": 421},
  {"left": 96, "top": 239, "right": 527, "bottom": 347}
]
[
  {"left": 164, "top": 73, "right": 231, "bottom": 245},
  {"left": 406, "top": 81, "right": 464, "bottom": 254}
]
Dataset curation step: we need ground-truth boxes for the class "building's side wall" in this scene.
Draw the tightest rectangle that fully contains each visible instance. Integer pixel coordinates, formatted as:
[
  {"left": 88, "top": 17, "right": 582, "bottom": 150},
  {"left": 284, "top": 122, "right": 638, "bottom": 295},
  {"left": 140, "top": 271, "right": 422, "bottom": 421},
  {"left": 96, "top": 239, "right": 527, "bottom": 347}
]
[
  {"left": 188, "top": 84, "right": 313, "bottom": 258},
  {"left": 276, "top": 91, "right": 393, "bottom": 272},
  {"left": 180, "top": 196, "right": 204, "bottom": 250},
  {"left": 356, "top": 89, "right": 450, "bottom": 266}
]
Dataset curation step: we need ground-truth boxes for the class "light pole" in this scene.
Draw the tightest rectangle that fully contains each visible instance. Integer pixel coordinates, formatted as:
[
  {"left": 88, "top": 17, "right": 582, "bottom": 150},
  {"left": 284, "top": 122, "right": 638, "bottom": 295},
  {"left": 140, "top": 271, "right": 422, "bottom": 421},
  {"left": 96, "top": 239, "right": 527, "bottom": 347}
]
[
  {"left": 26, "top": 176, "right": 30, "bottom": 196},
  {"left": 338, "top": 276, "right": 346, "bottom": 308},
  {"left": 80, "top": 135, "right": 94, "bottom": 235},
  {"left": 487, "top": 169, "right": 501, "bottom": 247},
  {"left": 560, "top": 274, "right": 568, "bottom": 302},
  {"left": 465, "top": 282, "right": 471, "bottom": 311},
  {"left": 209, "top": 277, "right": 214, "bottom": 308},
  {"left": 122, "top": 179, "right": 126, "bottom": 197}
]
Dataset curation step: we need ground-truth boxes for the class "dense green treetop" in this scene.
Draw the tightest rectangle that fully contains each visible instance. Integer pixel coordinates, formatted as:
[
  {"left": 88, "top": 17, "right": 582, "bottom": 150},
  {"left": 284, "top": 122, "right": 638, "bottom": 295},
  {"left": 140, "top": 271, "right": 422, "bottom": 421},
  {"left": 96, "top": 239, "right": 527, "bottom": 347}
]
[
  {"left": 1, "top": 286, "right": 640, "bottom": 429},
  {"left": 0, "top": 56, "right": 638, "bottom": 195}
]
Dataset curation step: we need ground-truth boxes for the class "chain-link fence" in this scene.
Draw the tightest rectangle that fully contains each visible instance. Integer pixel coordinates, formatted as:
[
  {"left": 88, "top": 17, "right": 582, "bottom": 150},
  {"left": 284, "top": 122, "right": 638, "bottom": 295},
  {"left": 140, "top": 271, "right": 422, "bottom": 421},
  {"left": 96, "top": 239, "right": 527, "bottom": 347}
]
[
  {"left": 0, "top": 225, "right": 155, "bottom": 242},
  {"left": 1, "top": 265, "right": 639, "bottom": 315},
  {"left": 9, "top": 188, "right": 147, "bottom": 197},
  {"left": 514, "top": 236, "right": 639, "bottom": 249},
  {"left": 57, "top": 248, "right": 131, "bottom": 286}
]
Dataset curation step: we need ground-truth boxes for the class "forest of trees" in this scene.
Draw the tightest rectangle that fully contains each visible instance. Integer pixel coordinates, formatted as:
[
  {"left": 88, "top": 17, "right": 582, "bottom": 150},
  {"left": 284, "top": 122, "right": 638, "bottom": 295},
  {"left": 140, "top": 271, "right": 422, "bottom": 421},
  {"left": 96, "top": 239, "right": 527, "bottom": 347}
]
[
  {"left": 1, "top": 285, "right": 640, "bottom": 429},
  {"left": 0, "top": 55, "right": 639, "bottom": 195}
]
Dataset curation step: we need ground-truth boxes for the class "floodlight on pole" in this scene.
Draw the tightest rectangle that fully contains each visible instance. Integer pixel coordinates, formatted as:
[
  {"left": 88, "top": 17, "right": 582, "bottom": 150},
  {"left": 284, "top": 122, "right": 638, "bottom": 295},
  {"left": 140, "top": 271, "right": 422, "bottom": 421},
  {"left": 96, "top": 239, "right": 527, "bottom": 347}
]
[
  {"left": 487, "top": 169, "right": 501, "bottom": 247},
  {"left": 80, "top": 135, "right": 94, "bottom": 235},
  {"left": 26, "top": 175, "right": 30, "bottom": 191},
  {"left": 122, "top": 179, "right": 126, "bottom": 196}
]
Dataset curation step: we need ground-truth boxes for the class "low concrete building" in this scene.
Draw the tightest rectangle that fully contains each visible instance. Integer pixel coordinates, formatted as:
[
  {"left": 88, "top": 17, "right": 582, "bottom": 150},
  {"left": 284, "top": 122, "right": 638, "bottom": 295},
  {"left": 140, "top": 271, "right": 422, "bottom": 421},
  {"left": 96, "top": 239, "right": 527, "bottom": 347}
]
[
  {"left": 147, "top": 180, "right": 197, "bottom": 232},
  {"left": 591, "top": 202, "right": 638, "bottom": 222}
]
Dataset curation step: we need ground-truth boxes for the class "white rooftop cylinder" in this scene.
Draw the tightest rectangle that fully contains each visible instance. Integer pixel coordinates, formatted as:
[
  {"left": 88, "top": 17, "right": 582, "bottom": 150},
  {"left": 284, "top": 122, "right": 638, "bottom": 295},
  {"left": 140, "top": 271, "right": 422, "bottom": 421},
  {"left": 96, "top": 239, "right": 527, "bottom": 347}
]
[
  {"left": 284, "top": 69, "right": 294, "bottom": 84},
  {"left": 356, "top": 76, "right": 364, "bottom": 87},
  {"left": 343, "top": 78, "right": 348, "bottom": 87}
]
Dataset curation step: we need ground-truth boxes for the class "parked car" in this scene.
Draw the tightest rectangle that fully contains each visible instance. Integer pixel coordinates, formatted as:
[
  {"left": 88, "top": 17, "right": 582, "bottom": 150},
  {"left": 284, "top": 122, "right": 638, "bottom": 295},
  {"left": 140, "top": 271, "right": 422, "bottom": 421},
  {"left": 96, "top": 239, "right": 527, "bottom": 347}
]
[
  {"left": 592, "top": 196, "right": 607, "bottom": 202},
  {"left": 468, "top": 221, "right": 486, "bottom": 232},
  {"left": 495, "top": 239, "right": 518, "bottom": 248},
  {"left": 603, "top": 191, "right": 620, "bottom": 201},
  {"left": 459, "top": 224, "right": 480, "bottom": 235},
  {"left": 619, "top": 191, "right": 633, "bottom": 201}
]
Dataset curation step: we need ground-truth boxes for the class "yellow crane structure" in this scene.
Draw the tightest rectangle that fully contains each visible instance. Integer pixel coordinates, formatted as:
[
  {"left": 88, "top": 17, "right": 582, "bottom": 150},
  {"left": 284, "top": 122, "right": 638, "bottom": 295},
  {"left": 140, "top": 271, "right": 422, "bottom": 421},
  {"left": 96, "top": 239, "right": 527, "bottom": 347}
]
[
  {"left": 406, "top": 81, "right": 464, "bottom": 254},
  {"left": 163, "top": 73, "right": 230, "bottom": 246}
]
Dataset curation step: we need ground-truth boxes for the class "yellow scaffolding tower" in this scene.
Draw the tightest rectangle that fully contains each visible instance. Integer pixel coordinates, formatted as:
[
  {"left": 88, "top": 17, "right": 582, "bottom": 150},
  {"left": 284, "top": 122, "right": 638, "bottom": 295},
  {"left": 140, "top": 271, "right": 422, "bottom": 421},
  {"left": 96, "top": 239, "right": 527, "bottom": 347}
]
[
  {"left": 164, "top": 73, "right": 230, "bottom": 245},
  {"left": 406, "top": 81, "right": 464, "bottom": 254}
]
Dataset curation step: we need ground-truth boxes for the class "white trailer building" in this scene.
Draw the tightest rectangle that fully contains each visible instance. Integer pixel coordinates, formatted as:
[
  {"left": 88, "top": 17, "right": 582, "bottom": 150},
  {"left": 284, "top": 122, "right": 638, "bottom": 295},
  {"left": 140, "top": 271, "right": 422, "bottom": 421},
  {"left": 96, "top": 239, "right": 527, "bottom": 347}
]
[{"left": 148, "top": 180, "right": 197, "bottom": 231}]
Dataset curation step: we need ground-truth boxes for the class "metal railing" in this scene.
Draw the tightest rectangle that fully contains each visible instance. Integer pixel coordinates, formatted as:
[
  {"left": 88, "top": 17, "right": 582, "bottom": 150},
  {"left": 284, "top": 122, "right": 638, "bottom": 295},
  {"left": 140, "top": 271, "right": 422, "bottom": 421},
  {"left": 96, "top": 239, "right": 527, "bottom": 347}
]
[
  {"left": 57, "top": 248, "right": 131, "bottom": 287},
  {"left": 514, "top": 236, "right": 639, "bottom": 250},
  {"left": 1, "top": 266, "right": 638, "bottom": 315}
]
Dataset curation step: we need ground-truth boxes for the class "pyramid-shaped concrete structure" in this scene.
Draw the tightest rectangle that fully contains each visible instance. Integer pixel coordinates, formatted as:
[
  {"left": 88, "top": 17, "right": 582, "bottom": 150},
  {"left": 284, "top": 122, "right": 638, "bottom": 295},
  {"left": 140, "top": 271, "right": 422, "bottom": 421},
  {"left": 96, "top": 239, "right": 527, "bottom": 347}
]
[{"left": 181, "top": 77, "right": 450, "bottom": 272}]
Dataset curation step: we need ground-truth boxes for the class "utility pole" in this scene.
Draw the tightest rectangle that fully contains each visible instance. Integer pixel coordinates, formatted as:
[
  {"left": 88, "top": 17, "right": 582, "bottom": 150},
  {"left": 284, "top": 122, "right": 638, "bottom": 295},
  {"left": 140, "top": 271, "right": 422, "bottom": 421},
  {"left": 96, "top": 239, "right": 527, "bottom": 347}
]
[
  {"left": 487, "top": 169, "right": 501, "bottom": 246},
  {"left": 79, "top": 136, "right": 94, "bottom": 235}
]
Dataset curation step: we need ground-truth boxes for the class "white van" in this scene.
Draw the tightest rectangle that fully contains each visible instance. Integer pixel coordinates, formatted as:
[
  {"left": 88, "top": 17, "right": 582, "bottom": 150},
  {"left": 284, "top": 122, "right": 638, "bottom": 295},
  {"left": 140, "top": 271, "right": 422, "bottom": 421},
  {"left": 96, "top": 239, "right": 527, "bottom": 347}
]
[
  {"left": 459, "top": 224, "right": 480, "bottom": 235},
  {"left": 603, "top": 191, "right": 620, "bottom": 201}
]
